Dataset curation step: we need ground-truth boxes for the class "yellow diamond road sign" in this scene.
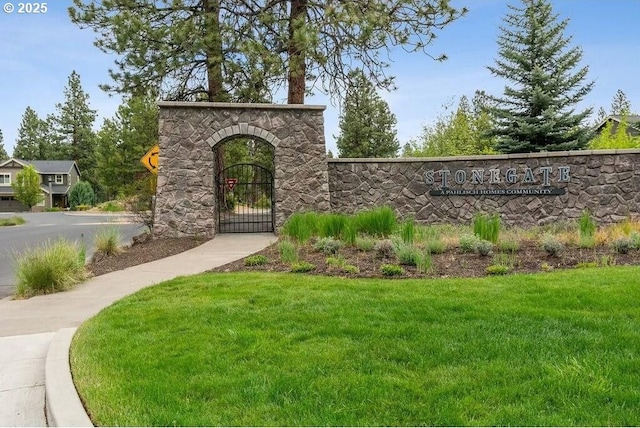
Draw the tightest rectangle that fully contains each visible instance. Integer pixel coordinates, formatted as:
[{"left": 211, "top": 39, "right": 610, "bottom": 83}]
[{"left": 141, "top": 145, "right": 159, "bottom": 174}]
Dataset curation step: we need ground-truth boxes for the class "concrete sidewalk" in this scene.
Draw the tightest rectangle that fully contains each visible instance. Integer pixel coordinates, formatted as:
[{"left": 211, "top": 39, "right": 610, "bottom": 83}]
[{"left": 0, "top": 233, "right": 275, "bottom": 426}]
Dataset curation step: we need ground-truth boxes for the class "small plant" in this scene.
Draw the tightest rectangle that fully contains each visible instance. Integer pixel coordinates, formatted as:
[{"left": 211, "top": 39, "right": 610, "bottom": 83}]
[
  {"left": 14, "top": 239, "right": 87, "bottom": 298},
  {"left": 492, "top": 252, "right": 515, "bottom": 269},
  {"left": 486, "top": 264, "right": 510, "bottom": 275},
  {"left": 579, "top": 235, "right": 596, "bottom": 249},
  {"left": 244, "top": 255, "right": 268, "bottom": 266},
  {"left": 575, "top": 261, "right": 598, "bottom": 269},
  {"left": 74, "top": 204, "right": 92, "bottom": 211},
  {"left": 353, "top": 206, "right": 397, "bottom": 238},
  {"left": 374, "top": 239, "right": 395, "bottom": 258},
  {"left": 474, "top": 239, "right": 494, "bottom": 257},
  {"left": 326, "top": 256, "right": 359, "bottom": 274},
  {"left": 281, "top": 212, "right": 318, "bottom": 244},
  {"left": 355, "top": 236, "right": 375, "bottom": 252},
  {"left": 600, "top": 255, "right": 615, "bottom": 266},
  {"left": 290, "top": 261, "right": 316, "bottom": 273},
  {"left": 400, "top": 217, "right": 416, "bottom": 245},
  {"left": 473, "top": 212, "right": 500, "bottom": 243},
  {"left": 459, "top": 233, "right": 479, "bottom": 252},
  {"left": 425, "top": 239, "right": 447, "bottom": 254},
  {"left": 313, "top": 236, "right": 344, "bottom": 255},
  {"left": 631, "top": 231, "right": 640, "bottom": 249},
  {"left": 0, "top": 216, "right": 26, "bottom": 227},
  {"left": 416, "top": 251, "right": 433, "bottom": 274},
  {"left": 612, "top": 237, "right": 633, "bottom": 254},
  {"left": 94, "top": 226, "right": 122, "bottom": 257},
  {"left": 381, "top": 263, "right": 404, "bottom": 276},
  {"left": 541, "top": 234, "right": 564, "bottom": 257},
  {"left": 394, "top": 243, "right": 419, "bottom": 266},
  {"left": 578, "top": 209, "right": 597, "bottom": 239},
  {"left": 341, "top": 264, "right": 360, "bottom": 274},
  {"left": 278, "top": 240, "right": 299, "bottom": 263},
  {"left": 541, "top": 262, "right": 553, "bottom": 271},
  {"left": 498, "top": 239, "right": 520, "bottom": 252}
]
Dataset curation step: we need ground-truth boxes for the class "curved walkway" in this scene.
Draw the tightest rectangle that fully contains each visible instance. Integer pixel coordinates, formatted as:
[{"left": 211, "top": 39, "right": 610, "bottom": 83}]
[{"left": 0, "top": 233, "right": 275, "bottom": 426}]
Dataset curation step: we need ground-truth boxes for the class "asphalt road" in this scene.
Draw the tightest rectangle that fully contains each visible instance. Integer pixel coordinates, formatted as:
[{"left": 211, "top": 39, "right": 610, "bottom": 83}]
[{"left": 0, "top": 212, "right": 146, "bottom": 299}]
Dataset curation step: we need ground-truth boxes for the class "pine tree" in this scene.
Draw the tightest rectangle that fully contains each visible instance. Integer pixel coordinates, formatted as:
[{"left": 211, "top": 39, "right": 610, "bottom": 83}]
[
  {"left": 336, "top": 70, "right": 399, "bottom": 158},
  {"left": 487, "top": 0, "right": 594, "bottom": 153},
  {"left": 51, "top": 71, "right": 97, "bottom": 188},
  {"left": 13, "top": 107, "right": 51, "bottom": 159},
  {"left": 70, "top": 1, "right": 466, "bottom": 104},
  {"left": 0, "top": 130, "right": 8, "bottom": 160},
  {"left": 610, "top": 89, "right": 632, "bottom": 116}
]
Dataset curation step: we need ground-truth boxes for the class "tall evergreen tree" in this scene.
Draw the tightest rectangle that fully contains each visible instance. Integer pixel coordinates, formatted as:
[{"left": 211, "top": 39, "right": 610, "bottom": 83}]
[
  {"left": 69, "top": 1, "right": 467, "bottom": 104},
  {"left": 13, "top": 107, "right": 51, "bottom": 159},
  {"left": 610, "top": 89, "right": 632, "bottom": 115},
  {"left": 51, "top": 71, "right": 97, "bottom": 187},
  {"left": 0, "top": 130, "right": 8, "bottom": 160},
  {"left": 487, "top": 0, "right": 594, "bottom": 153},
  {"left": 96, "top": 94, "right": 159, "bottom": 200},
  {"left": 336, "top": 70, "right": 399, "bottom": 158}
]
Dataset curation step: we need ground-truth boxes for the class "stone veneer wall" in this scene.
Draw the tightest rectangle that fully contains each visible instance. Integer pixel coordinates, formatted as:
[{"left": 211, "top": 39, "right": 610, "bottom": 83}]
[
  {"left": 328, "top": 150, "right": 640, "bottom": 226},
  {"left": 154, "top": 102, "right": 330, "bottom": 238}
]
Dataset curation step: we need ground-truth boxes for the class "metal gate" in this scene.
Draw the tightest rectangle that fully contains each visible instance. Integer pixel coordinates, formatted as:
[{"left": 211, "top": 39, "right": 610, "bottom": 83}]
[{"left": 216, "top": 163, "right": 275, "bottom": 233}]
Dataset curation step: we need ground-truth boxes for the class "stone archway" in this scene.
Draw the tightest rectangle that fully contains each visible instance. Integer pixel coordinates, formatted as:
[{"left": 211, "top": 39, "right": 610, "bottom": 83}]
[{"left": 154, "top": 102, "right": 330, "bottom": 238}]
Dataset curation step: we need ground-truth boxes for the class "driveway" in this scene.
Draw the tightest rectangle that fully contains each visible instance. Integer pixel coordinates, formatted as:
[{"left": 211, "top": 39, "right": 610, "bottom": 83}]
[{"left": 0, "top": 212, "right": 145, "bottom": 299}]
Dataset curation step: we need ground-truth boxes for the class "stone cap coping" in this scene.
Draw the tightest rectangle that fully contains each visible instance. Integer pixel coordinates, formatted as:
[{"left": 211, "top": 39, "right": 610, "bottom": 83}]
[
  {"left": 158, "top": 101, "right": 326, "bottom": 111},
  {"left": 329, "top": 149, "right": 640, "bottom": 163}
]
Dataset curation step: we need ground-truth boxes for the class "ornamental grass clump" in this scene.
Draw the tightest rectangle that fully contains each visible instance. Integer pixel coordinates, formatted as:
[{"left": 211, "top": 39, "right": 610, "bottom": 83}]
[
  {"left": 278, "top": 240, "right": 299, "bottom": 263},
  {"left": 94, "top": 226, "right": 122, "bottom": 257},
  {"left": 578, "top": 210, "right": 597, "bottom": 248},
  {"left": 353, "top": 206, "right": 397, "bottom": 238},
  {"left": 541, "top": 234, "right": 564, "bottom": 257},
  {"left": 400, "top": 217, "right": 416, "bottom": 245},
  {"left": 281, "top": 212, "right": 318, "bottom": 244},
  {"left": 473, "top": 212, "right": 501, "bottom": 243},
  {"left": 317, "top": 213, "right": 348, "bottom": 238},
  {"left": 394, "top": 242, "right": 419, "bottom": 266},
  {"left": 14, "top": 239, "right": 87, "bottom": 298}
]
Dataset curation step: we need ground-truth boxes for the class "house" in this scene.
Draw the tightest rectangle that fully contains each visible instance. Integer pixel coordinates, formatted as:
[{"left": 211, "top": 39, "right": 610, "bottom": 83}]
[
  {"left": 0, "top": 159, "right": 81, "bottom": 212},
  {"left": 594, "top": 115, "right": 640, "bottom": 137}
]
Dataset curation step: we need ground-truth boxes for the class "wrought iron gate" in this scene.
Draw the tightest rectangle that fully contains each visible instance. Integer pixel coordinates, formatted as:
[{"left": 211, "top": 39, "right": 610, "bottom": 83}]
[{"left": 216, "top": 163, "right": 275, "bottom": 233}]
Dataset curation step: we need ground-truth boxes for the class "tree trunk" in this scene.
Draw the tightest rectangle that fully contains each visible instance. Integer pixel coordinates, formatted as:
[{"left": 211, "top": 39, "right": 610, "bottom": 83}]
[
  {"left": 287, "top": 0, "right": 307, "bottom": 104},
  {"left": 204, "top": 0, "right": 224, "bottom": 102}
]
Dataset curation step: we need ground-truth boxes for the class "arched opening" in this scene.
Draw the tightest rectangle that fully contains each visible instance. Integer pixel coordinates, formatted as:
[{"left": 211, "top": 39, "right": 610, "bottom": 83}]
[{"left": 214, "top": 136, "right": 275, "bottom": 233}]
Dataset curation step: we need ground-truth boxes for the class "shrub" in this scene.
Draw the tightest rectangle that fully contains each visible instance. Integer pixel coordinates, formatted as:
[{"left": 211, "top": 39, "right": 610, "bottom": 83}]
[
  {"left": 99, "top": 201, "right": 124, "bottom": 212},
  {"left": 416, "top": 251, "right": 433, "bottom": 274},
  {"left": 394, "top": 243, "right": 419, "bottom": 266},
  {"left": 94, "top": 227, "right": 122, "bottom": 257},
  {"left": 631, "top": 231, "right": 640, "bottom": 249},
  {"left": 353, "top": 206, "right": 397, "bottom": 237},
  {"left": 474, "top": 239, "right": 494, "bottom": 257},
  {"left": 612, "top": 237, "right": 633, "bottom": 254},
  {"left": 313, "top": 237, "right": 344, "bottom": 255},
  {"left": 69, "top": 181, "right": 96, "bottom": 210},
  {"left": 244, "top": 255, "right": 268, "bottom": 266},
  {"left": 14, "top": 239, "right": 87, "bottom": 298},
  {"left": 473, "top": 212, "right": 500, "bottom": 243},
  {"left": 326, "top": 256, "right": 360, "bottom": 274},
  {"left": 0, "top": 216, "right": 26, "bottom": 227},
  {"left": 459, "top": 233, "right": 479, "bottom": 252},
  {"left": 400, "top": 217, "right": 415, "bottom": 245},
  {"left": 281, "top": 212, "right": 318, "bottom": 244},
  {"left": 317, "top": 213, "right": 348, "bottom": 238},
  {"left": 425, "top": 239, "right": 447, "bottom": 254},
  {"left": 486, "top": 264, "right": 510, "bottom": 275},
  {"left": 355, "top": 236, "right": 375, "bottom": 252},
  {"left": 541, "top": 234, "right": 564, "bottom": 257},
  {"left": 278, "top": 240, "right": 298, "bottom": 263},
  {"left": 381, "top": 264, "right": 404, "bottom": 276},
  {"left": 290, "top": 261, "right": 316, "bottom": 273},
  {"left": 374, "top": 239, "right": 395, "bottom": 258},
  {"left": 579, "top": 210, "right": 596, "bottom": 239}
]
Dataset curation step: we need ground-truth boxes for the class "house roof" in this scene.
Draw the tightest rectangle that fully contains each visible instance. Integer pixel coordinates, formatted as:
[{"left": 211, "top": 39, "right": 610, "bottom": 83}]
[
  {"left": 0, "top": 158, "right": 80, "bottom": 176},
  {"left": 594, "top": 115, "right": 640, "bottom": 133}
]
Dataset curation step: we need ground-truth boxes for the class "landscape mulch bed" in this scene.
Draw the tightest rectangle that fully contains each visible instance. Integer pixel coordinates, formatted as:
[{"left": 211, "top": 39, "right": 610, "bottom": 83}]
[{"left": 86, "top": 233, "right": 640, "bottom": 279}]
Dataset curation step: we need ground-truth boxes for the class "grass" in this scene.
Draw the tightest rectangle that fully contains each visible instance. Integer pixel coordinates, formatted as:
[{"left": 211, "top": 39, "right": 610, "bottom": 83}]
[
  {"left": 0, "top": 216, "right": 25, "bottom": 227},
  {"left": 94, "top": 226, "right": 122, "bottom": 256},
  {"left": 71, "top": 268, "right": 640, "bottom": 427},
  {"left": 14, "top": 239, "right": 87, "bottom": 298}
]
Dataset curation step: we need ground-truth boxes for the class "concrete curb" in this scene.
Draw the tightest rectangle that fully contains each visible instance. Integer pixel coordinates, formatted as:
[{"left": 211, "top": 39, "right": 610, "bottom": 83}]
[{"left": 45, "top": 327, "right": 93, "bottom": 427}]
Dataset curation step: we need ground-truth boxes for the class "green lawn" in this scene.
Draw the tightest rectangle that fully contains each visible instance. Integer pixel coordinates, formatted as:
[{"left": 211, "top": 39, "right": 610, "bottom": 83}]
[{"left": 72, "top": 268, "right": 640, "bottom": 426}]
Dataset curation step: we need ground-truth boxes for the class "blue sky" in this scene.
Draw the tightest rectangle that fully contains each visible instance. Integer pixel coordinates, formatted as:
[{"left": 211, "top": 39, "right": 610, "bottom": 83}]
[{"left": 1, "top": 0, "right": 639, "bottom": 157}]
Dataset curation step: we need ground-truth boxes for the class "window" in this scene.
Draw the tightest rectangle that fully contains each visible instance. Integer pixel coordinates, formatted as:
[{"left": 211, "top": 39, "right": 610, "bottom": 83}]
[
  {"left": 55, "top": 174, "right": 64, "bottom": 184},
  {"left": 0, "top": 173, "right": 10, "bottom": 186}
]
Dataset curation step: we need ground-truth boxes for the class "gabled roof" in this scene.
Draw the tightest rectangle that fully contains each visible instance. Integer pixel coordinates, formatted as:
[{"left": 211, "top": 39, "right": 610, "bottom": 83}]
[
  {"left": 594, "top": 115, "right": 640, "bottom": 133},
  {"left": 0, "top": 158, "right": 80, "bottom": 176}
]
